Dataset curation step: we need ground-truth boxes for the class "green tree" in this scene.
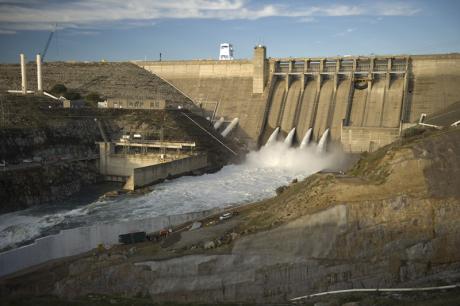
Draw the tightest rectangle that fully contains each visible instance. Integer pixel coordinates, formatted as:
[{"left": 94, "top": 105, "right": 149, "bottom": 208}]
[
  {"left": 49, "top": 84, "right": 67, "bottom": 96},
  {"left": 64, "top": 91, "right": 81, "bottom": 100},
  {"left": 85, "top": 92, "right": 103, "bottom": 108}
]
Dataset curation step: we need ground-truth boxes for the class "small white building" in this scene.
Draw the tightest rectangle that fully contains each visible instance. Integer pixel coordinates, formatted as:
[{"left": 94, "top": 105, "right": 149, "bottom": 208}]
[{"left": 219, "top": 43, "right": 234, "bottom": 60}]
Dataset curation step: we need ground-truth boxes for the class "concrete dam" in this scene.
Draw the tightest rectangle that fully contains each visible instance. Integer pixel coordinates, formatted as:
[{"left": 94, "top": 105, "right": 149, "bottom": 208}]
[{"left": 137, "top": 46, "right": 460, "bottom": 152}]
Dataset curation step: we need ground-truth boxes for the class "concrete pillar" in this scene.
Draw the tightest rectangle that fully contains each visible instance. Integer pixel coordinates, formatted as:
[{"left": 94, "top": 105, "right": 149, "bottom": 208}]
[
  {"left": 301, "top": 73, "right": 305, "bottom": 93},
  {"left": 36, "top": 54, "right": 43, "bottom": 92},
  {"left": 368, "top": 58, "right": 374, "bottom": 92},
  {"left": 301, "top": 60, "right": 309, "bottom": 93},
  {"left": 269, "top": 60, "right": 277, "bottom": 74},
  {"left": 288, "top": 60, "right": 294, "bottom": 73},
  {"left": 334, "top": 59, "right": 340, "bottom": 92},
  {"left": 367, "top": 72, "right": 373, "bottom": 93},
  {"left": 304, "top": 59, "right": 309, "bottom": 73},
  {"left": 400, "top": 57, "right": 411, "bottom": 123},
  {"left": 286, "top": 60, "right": 293, "bottom": 91},
  {"left": 316, "top": 74, "right": 322, "bottom": 92},
  {"left": 98, "top": 142, "right": 114, "bottom": 175},
  {"left": 253, "top": 45, "right": 267, "bottom": 94},
  {"left": 20, "top": 53, "right": 27, "bottom": 94},
  {"left": 369, "top": 57, "right": 375, "bottom": 71},
  {"left": 386, "top": 58, "right": 392, "bottom": 89}
]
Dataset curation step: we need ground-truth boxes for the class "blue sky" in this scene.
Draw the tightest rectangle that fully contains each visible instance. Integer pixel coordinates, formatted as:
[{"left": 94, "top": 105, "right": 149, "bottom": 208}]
[{"left": 0, "top": 0, "right": 459, "bottom": 63}]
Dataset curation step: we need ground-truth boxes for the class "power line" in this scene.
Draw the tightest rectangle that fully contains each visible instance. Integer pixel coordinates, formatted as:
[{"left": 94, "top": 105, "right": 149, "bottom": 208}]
[{"left": 180, "top": 111, "right": 237, "bottom": 156}]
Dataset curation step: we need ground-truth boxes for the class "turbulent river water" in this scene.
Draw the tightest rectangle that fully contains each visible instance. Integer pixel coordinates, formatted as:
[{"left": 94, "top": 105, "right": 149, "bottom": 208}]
[{"left": 0, "top": 139, "right": 343, "bottom": 251}]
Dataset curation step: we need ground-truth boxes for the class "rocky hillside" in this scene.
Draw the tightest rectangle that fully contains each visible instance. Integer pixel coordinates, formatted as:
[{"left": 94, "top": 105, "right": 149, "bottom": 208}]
[
  {"left": 1, "top": 126, "right": 459, "bottom": 305},
  {"left": 0, "top": 61, "right": 193, "bottom": 105}
]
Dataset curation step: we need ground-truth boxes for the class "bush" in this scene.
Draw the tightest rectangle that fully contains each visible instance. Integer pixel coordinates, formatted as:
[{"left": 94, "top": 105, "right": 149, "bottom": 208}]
[
  {"left": 49, "top": 84, "right": 67, "bottom": 96},
  {"left": 85, "top": 92, "right": 103, "bottom": 108},
  {"left": 64, "top": 91, "right": 81, "bottom": 100}
]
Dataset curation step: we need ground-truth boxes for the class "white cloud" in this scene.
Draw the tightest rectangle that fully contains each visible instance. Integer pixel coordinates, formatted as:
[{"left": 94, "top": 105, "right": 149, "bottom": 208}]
[
  {"left": 335, "top": 28, "right": 355, "bottom": 37},
  {"left": 0, "top": 0, "right": 421, "bottom": 31},
  {"left": 377, "top": 3, "right": 421, "bottom": 16},
  {"left": 297, "top": 16, "right": 316, "bottom": 23},
  {"left": 0, "top": 29, "right": 16, "bottom": 34}
]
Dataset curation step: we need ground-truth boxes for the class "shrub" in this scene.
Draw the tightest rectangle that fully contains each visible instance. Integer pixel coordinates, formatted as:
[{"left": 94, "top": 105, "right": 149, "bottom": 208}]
[
  {"left": 85, "top": 92, "right": 103, "bottom": 107},
  {"left": 64, "top": 91, "right": 81, "bottom": 100},
  {"left": 49, "top": 84, "right": 67, "bottom": 96}
]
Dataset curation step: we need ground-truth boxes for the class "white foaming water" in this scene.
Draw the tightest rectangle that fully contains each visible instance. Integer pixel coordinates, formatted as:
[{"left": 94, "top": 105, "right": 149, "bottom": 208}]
[
  {"left": 266, "top": 127, "right": 280, "bottom": 144},
  {"left": 317, "top": 128, "right": 330, "bottom": 153},
  {"left": 0, "top": 137, "right": 342, "bottom": 251},
  {"left": 300, "top": 128, "right": 313, "bottom": 149},
  {"left": 283, "top": 128, "right": 296, "bottom": 146}
]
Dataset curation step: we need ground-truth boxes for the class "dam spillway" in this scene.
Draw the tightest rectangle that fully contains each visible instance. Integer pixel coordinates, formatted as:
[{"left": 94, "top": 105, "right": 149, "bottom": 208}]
[
  {"left": 137, "top": 47, "right": 460, "bottom": 153},
  {"left": 263, "top": 56, "right": 408, "bottom": 146}
]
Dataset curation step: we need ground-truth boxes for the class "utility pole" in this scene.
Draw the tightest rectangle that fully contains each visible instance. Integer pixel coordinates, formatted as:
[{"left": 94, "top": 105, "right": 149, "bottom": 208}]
[
  {"left": 160, "top": 111, "right": 166, "bottom": 155},
  {"left": 0, "top": 96, "right": 7, "bottom": 128},
  {"left": 159, "top": 52, "right": 162, "bottom": 62}
]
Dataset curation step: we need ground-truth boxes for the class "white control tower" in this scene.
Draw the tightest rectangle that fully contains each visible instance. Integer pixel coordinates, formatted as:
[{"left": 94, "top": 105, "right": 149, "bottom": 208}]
[{"left": 219, "top": 43, "right": 234, "bottom": 60}]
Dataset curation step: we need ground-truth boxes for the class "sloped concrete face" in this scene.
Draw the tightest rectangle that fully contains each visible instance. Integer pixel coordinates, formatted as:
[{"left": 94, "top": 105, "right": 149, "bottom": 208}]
[
  {"left": 232, "top": 204, "right": 348, "bottom": 259},
  {"left": 138, "top": 60, "right": 267, "bottom": 148}
]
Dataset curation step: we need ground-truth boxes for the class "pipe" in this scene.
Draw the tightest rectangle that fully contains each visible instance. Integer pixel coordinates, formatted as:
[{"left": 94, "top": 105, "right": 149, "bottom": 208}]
[
  {"left": 221, "top": 118, "right": 239, "bottom": 137},
  {"left": 20, "top": 53, "right": 27, "bottom": 94},
  {"left": 180, "top": 112, "right": 237, "bottom": 156},
  {"left": 7, "top": 90, "right": 34, "bottom": 94},
  {"left": 418, "top": 122, "right": 442, "bottom": 130},
  {"left": 94, "top": 118, "right": 109, "bottom": 142},
  {"left": 291, "top": 284, "right": 460, "bottom": 302},
  {"left": 36, "top": 54, "right": 43, "bottom": 92},
  {"left": 43, "top": 91, "right": 59, "bottom": 100},
  {"left": 213, "top": 117, "right": 225, "bottom": 130}
]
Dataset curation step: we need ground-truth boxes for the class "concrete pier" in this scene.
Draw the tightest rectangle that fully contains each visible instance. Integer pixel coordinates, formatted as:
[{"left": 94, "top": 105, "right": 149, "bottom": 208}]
[
  {"left": 20, "top": 53, "right": 27, "bottom": 94},
  {"left": 98, "top": 141, "right": 207, "bottom": 190},
  {"left": 253, "top": 45, "right": 268, "bottom": 94},
  {"left": 36, "top": 54, "right": 42, "bottom": 92}
]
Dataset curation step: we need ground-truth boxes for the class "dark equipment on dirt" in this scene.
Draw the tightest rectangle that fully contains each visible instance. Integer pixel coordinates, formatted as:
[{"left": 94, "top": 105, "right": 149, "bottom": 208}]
[{"left": 118, "top": 231, "right": 147, "bottom": 244}]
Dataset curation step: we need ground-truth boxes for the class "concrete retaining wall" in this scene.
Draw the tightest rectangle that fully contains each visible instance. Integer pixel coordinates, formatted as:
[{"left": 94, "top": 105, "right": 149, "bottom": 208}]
[
  {"left": 136, "top": 60, "right": 254, "bottom": 78},
  {"left": 340, "top": 127, "right": 400, "bottom": 152},
  {"left": 407, "top": 55, "right": 460, "bottom": 123},
  {"left": 101, "top": 154, "right": 163, "bottom": 177},
  {"left": 0, "top": 207, "right": 223, "bottom": 278},
  {"left": 131, "top": 154, "right": 207, "bottom": 189}
]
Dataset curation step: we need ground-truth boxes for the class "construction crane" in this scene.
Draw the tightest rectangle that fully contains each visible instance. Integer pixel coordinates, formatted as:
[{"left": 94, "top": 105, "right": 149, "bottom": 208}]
[{"left": 41, "top": 24, "right": 57, "bottom": 62}]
